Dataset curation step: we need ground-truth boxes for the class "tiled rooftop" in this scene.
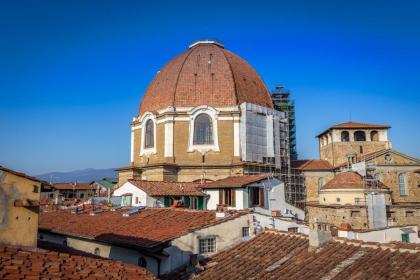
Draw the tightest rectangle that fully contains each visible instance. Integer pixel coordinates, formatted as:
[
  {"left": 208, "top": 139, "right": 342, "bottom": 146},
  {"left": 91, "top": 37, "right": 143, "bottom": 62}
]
[
  {"left": 127, "top": 180, "right": 207, "bottom": 196},
  {"left": 201, "top": 175, "right": 267, "bottom": 189},
  {"left": 291, "top": 159, "right": 334, "bottom": 171},
  {"left": 0, "top": 245, "right": 156, "bottom": 280},
  {"left": 39, "top": 208, "right": 248, "bottom": 249},
  {"left": 317, "top": 121, "right": 391, "bottom": 137},
  {"left": 53, "top": 183, "right": 93, "bottom": 190},
  {"left": 187, "top": 230, "right": 420, "bottom": 280}
]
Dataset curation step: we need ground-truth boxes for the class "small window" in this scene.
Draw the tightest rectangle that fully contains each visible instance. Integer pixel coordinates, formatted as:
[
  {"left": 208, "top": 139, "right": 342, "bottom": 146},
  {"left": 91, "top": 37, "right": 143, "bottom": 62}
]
[
  {"left": 406, "top": 211, "right": 414, "bottom": 217},
  {"left": 33, "top": 185, "right": 39, "bottom": 193},
  {"left": 193, "top": 113, "right": 213, "bottom": 145},
  {"left": 341, "top": 131, "right": 349, "bottom": 142},
  {"left": 401, "top": 233, "right": 410, "bottom": 243},
  {"left": 336, "top": 197, "right": 341, "bottom": 203},
  {"left": 354, "top": 131, "right": 366, "bottom": 141},
  {"left": 94, "top": 248, "right": 100, "bottom": 256},
  {"left": 144, "top": 119, "right": 154, "bottom": 149},
  {"left": 351, "top": 211, "right": 360, "bottom": 218},
  {"left": 288, "top": 227, "right": 298, "bottom": 232},
  {"left": 387, "top": 211, "right": 395, "bottom": 219},
  {"left": 138, "top": 257, "right": 147, "bottom": 267},
  {"left": 398, "top": 174, "right": 407, "bottom": 196},
  {"left": 135, "top": 197, "right": 139, "bottom": 204},
  {"left": 318, "top": 177, "right": 325, "bottom": 191},
  {"left": 199, "top": 237, "right": 216, "bottom": 254},
  {"left": 359, "top": 146, "right": 363, "bottom": 154},
  {"left": 242, "top": 227, "right": 250, "bottom": 238}
]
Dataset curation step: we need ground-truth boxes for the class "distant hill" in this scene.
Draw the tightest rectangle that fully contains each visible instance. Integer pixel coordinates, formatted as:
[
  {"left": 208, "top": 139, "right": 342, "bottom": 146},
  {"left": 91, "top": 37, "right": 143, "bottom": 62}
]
[{"left": 36, "top": 168, "right": 117, "bottom": 183}]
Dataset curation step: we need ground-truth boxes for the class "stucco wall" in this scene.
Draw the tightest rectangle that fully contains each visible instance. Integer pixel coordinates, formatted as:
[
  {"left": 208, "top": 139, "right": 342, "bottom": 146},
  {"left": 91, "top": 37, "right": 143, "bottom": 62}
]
[
  {"left": 113, "top": 182, "right": 148, "bottom": 207},
  {"left": 0, "top": 170, "right": 40, "bottom": 247},
  {"left": 40, "top": 232, "right": 160, "bottom": 275},
  {"left": 338, "top": 225, "right": 419, "bottom": 243}
]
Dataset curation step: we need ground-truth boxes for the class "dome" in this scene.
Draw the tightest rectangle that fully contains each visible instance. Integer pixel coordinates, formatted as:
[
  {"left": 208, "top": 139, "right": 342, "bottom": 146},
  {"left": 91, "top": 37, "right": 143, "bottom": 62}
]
[{"left": 138, "top": 40, "right": 273, "bottom": 116}]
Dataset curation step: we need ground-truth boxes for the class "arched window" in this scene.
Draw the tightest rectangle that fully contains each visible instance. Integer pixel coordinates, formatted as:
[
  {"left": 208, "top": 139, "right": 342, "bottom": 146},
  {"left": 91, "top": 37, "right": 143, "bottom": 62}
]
[
  {"left": 354, "top": 131, "right": 366, "bottom": 141},
  {"left": 144, "top": 119, "right": 154, "bottom": 148},
  {"left": 370, "top": 130, "right": 379, "bottom": 141},
  {"left": 398, "top": 173, "right": 407, "bottom": 196},
  {"left": 193, "top": 113, "right": 213, "bottom": 145},
  {"left": 318, "top": 177, "right": 325, "bottom": 191},
  {"left": 341, "top": 131, "right": 350, "bottom": 142}
]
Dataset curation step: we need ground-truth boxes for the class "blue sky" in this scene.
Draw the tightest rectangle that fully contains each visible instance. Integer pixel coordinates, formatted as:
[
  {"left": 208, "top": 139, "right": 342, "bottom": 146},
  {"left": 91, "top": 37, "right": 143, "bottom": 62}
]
[{"left": 0, "top": 0, "right": 419, "bottom": 175}]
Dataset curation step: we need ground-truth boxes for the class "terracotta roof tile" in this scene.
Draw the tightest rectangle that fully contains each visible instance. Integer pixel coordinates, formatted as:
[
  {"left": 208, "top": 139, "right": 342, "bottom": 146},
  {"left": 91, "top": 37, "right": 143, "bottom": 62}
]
[
  {"left": 187, "top": 230, "right": 420, "bottom": 280},
  {"left": 126, "top": 180, "right": 206, "bottom": 196},
  {"left": 291, "top": 159, "right": 334, "bottom": 171},
  {"left": 201, "top": 175, "right": 267, "bottom": 189},
  {"left": 0, "top": 245, "right": 156, "bottom": 280},
  {"left": 53, "top": 183, "right": 93, "bottom": 190},
  {"left": 322, "top": 171, "right": 388, "bottom": 190},
  {"left": 39, "top": 208, "right": 248, "bottom": 249},
  {"left": 138, "top": 43, "right": 273, "bottom": 116}
]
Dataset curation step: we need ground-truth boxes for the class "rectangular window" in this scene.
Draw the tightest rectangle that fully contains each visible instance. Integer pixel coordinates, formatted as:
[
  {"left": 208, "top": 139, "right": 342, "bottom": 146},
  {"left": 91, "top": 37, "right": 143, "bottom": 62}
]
[
  {"left": 288, "top": 227, "right": 298, "bottom": 233},
  {"left": 219, "top": 189, "right": 235, "bottom": 207},
  {"left": 351, "top": 211, "right": 360, "bottom": 218},
  {"left": 401, "top": 233, "right": 410, "bottom": 243},
  {"left": 242, "top": 227, "right": 249, "bottom": 238},
  {"left": 135, "top": 197, "right": 139, "bottom": 204},
  {"left": 387, "top": 211, "right": 396, "bottom": 219},
  {"left": 33, "top": 185, "right": 39, "bottom": 193},
  {"left": 199, "top": 238, "right": 216, "bottom": 254},
  {"left": 359, "top": 146, "right": 363, "bottom": 154},
  {"left": 406, "top": 211, "right": 414, "bottom": 217},
  {"left": 250, "top": 188, "right": 265, "bottom": 208}
]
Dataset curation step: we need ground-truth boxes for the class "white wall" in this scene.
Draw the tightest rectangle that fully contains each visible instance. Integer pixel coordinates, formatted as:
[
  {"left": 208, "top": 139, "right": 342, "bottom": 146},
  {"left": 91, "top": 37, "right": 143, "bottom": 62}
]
[
  {"left": 250, "top": 179, "right": 305, "bottom": 220},
  {"left": 113, "top": 182, "right": 148, "bottom": 207},
  {"left": 252, "top": 213, "right": 308, "bottom": 234},
  {"left": 338, "top": 225, "right": 419, "bottom": 244},
  {"left": 204, "top": 189, "right": 219, "bottom": 210}
]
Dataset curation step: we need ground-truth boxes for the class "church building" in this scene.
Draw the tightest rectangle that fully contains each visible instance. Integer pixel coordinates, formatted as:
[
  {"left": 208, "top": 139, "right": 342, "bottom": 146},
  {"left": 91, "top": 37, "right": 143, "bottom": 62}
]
[{"left": 117, "top": 40, "right": 287, "bottom": 185}]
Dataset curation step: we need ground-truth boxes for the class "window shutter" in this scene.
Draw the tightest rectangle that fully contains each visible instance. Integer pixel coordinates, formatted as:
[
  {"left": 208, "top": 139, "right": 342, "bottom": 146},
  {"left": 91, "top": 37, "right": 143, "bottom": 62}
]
[
  {"left": 259, "top": 188, "right": 264, "bottom": 208},
  {"left": 231, "top": 189, "right": 236, "bottom": 207},
  {"left": 219, "top": 189, "right": 223, "bottom": 205}
]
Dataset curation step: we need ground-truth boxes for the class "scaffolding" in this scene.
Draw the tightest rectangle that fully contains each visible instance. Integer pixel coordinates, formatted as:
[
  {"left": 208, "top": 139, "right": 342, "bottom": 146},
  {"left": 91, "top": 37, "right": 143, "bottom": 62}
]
[
  {"left": 239, "top": 102, "right": 306, "bottom": 210},
  {"left": 271, "top": 85, "right": 298, "bottom": 161}
]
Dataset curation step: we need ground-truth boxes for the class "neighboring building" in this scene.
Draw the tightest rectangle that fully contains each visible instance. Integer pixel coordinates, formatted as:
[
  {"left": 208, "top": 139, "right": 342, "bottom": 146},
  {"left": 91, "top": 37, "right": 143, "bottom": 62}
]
[
  {"left": 291, "top": 159, "right": 334, "bottom": 203},
  {"left": 201, "top": 175, "right": 304, "bottom": 220},
  {"left": 307, "top": 171, "right": 392, "bottom": 230},
  {"left": 113, "top": 180, "right": 208, "bottom": 209},
  {"left": 39, "top": 207, "right": 253, "bottom": 277},
  {"left": 92, "top": 177, "right": 117, "bottom": 197},
  {"left": 338, "top": 224, "right": 419, "bottom": 244},
  {"left": 117, "top": 40, "right": 287, "bottom": 185},
  {"left": 0, "top": 165, "right": 46, "bottom": 247},
  {"left": 317, "top": 121, "right": 392, "bottom": 168},
  {"left": 174, "top": 230, "right": 420, "bottom": 279},
  {"left": 51, "top": 182, "right": 95, "bottom": 201},
  {"left": 299, "top": 121, "right": 420, "bottom": 235},
  {"left": 0, "top": 244, "right": 156, "bottom": 279}
]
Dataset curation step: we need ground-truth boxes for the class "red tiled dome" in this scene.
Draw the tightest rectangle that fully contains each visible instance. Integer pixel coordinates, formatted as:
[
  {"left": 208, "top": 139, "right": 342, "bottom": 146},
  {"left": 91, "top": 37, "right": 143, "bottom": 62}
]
[{"left": 138, "top": 41, "right": 273, "bottom": 116}]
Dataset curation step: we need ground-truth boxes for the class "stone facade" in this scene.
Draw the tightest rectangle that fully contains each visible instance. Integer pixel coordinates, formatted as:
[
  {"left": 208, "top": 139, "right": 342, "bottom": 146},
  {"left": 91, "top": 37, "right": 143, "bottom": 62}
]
[
  {"left": 318, "top": 125, "right": 391, "bottom": 167},
  {"left": 307, "top": 204, "right": 369, "bottom": 229},
  {"left": 302, "top": 171, "right": 334, "bottom": 202}
]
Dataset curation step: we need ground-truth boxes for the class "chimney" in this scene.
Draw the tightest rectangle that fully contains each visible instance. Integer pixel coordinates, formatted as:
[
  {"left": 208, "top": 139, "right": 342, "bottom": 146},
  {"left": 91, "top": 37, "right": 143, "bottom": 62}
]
[{"left": 309, "top": 220, "right": 332, "bottom": 251}]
